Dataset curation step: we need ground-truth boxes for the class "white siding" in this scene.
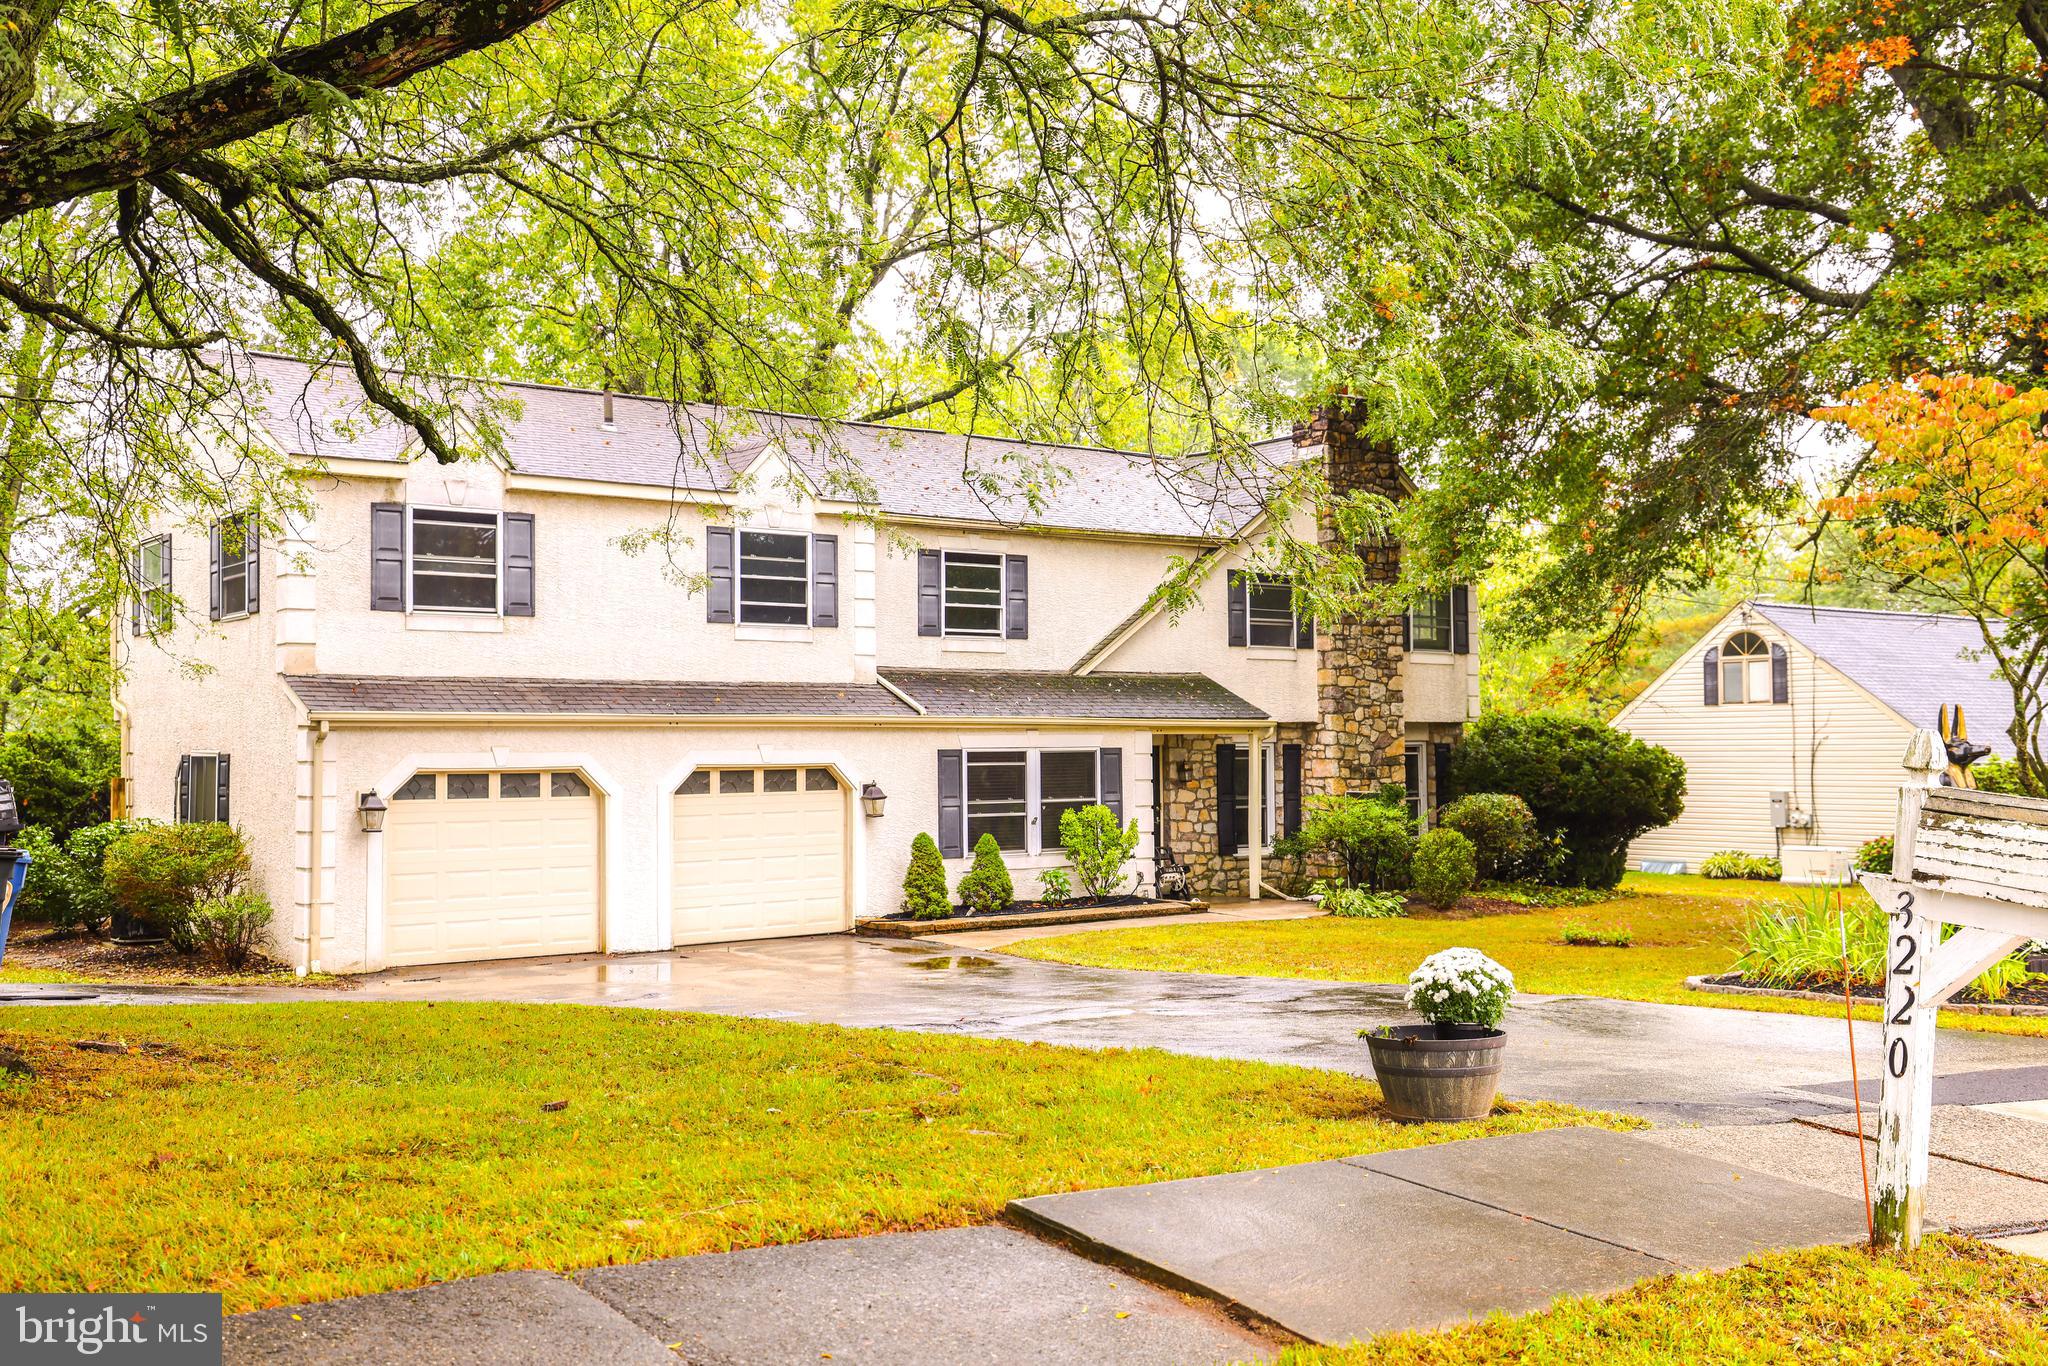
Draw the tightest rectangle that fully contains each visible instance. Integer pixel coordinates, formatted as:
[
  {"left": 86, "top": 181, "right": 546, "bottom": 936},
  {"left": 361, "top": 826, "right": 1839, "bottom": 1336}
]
[{"left": 1616, "top": 610, "right": 1916, "bottom": 868}]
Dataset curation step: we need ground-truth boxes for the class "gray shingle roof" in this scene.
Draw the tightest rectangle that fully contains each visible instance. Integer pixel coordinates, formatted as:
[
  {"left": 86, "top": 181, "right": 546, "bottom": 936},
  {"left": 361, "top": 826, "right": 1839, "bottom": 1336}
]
[
  {"left": 878, "top": 669, "right": 1267, "bottom": 721},
  {"left": 232, "top": 352, "right": 1293, "bottom": 540},
  {"left": 1751, "top": 602, "right": 2017, "bottom": 756},
  {"left": 284, "top": 675, "right": 917, "bottom": 718}
]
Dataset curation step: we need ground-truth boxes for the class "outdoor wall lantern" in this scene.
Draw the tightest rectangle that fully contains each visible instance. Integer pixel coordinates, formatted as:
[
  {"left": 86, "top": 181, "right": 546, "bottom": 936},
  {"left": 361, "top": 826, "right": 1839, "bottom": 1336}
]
[
  {"left": 357, "top": 791, "right": 388, "bottom": 834},
  {"left": 860, "top": 782, "right": 887, "bottom": 818}
]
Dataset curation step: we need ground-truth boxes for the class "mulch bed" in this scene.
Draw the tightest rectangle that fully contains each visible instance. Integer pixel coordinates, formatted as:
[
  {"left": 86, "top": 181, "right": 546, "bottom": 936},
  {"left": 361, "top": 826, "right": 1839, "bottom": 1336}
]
[
  {"left": 874, "top": 894, "right": 1150, "bottom": 924},
  {"left": 0, "top": 924, "right": 311, "bottom": 985},
  {"left": 1405, "top": 895, "right": 1541, "bottom": 920},
  {"left": 1700, "top": 971, "right": 2048, "bottom": 1010}
]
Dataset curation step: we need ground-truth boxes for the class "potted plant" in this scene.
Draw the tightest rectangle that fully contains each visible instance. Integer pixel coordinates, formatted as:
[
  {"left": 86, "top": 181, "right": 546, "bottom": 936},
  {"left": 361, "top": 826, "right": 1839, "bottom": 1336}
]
[{"left": 1361, "top": 947, "right": 1514, "bottom": 1122}]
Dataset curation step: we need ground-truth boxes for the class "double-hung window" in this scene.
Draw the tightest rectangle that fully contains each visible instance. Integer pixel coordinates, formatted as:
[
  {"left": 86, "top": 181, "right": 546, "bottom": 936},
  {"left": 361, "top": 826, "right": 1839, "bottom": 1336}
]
[
  {"left": 739, "top": 530, "right": 810, "bottom": 626},
  {"left": 410, "top": 508, "right": 500, "bottom": 612},
  {"left": 1403, "top": 744, "right": 1427, "bottom": 826},
  {"left": 942, "top": 551, "right": 1004, "bottom": 636},
  {"left": 1230, "top": 743, "right": 1276, "bottom": 852},
  {"left": 1038, "top": 750, "right": 1100, "bottom": 842},
  {"left": 137, "top": 535, "right": 173, "bottom": 634},
  {"left": 964, "top": 749, "right": 1106, "bottom": 855},
  {"left": 176, "top": 753, "right": 227, "bottom": 823},
  {"left": 1409, "top": 593, "right": 1453, "bottom": 651},
  {"left": 217, "top": 514, "right": 253, "bottom": 619},
  {"left": 1246, "top": 578, "right": 1297, "bottom": 647}
]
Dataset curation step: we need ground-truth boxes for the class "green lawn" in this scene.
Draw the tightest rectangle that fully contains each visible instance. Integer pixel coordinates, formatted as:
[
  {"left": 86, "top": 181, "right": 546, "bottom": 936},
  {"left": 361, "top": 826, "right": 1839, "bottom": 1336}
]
[
  {"left": 1285, "top": 1236, "right": 2048, "bottom": 1364},
  {"left": 1009, "top": 874, "right": 2048, "bottom": 1039},
  {"left": 0, "top": 1002, "right": 1622, "bottom": 1313}
]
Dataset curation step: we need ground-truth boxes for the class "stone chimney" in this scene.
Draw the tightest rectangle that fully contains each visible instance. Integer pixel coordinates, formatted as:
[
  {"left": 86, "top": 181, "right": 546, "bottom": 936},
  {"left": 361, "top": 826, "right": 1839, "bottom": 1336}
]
[{"left": 1298, "top": 399, "right": 1405, "bottom": 797}]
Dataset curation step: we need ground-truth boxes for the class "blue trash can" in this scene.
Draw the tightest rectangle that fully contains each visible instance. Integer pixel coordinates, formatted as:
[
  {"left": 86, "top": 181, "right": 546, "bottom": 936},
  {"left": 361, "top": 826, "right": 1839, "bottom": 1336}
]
[{"left": 0, "top": 847, "right": 29, "bottom": 969}]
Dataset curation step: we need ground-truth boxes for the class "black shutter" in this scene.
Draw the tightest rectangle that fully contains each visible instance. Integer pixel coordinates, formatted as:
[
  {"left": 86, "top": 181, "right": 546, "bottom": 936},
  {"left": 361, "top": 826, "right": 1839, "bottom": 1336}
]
[
  {"left": 1451, "top": 585, "right": 1471, "bottom": 655},
  {"left": 1294, "top": 598, "right": 1314, "bottom": 650},
  {"left": 1227, "top": 570, "right": 1247, "bottom": 647},
  {"left": 245, "top": 521, "right": 261, "bottom": 614},
  {"left": 1215, "top": 741, "right": 1236, "bottom": 855},
  {"left": 1004, "top": 554, "right": 1028, "bottom": 639},
  {"left": 208, "top": 522, "right": 222, "bottom": 621},
  {"left": 1282, "top": 743, "right": 1303, "bottom": 837},
  {"left": 937, "top": 749, "right": 965, "bottom": 858},
  {"left": 1433, "top": 742, "right": 1453, "bottom": 811},
  {"left": 175, "top": 755, "right": 191, "bottom": 823},
  {"left": 370, "top": 503, "right": 406, "bottom": 612},
  {"left": 1703, "top": 646, "right": 1720, "bottom": 706},
  {"left": 1771, "top": 643, "right": 1789, "bottom": 703},
  {"left": 918, "top": 550, "right": 942, "bottom": 636},
  {"left": 216, "top": 754, "right": 232, "bottom": 824},
  {"left": 811, "top": 534, "right": 839, "bottom": 628},
  {"left": 503, "top": 513, "right": 535, "bottom": 617},
  {"left": 131, "top": 546, "right": 143, "bottom": 635},
  {"left": 706, "top": 527, "right": 735, "bottom": 623},
  {"left": 1099, "top": 748, "right": 1123, "bottom": 820},
  {"left": 1401, "top": 608, "right": 1412, "bottom": 651}
]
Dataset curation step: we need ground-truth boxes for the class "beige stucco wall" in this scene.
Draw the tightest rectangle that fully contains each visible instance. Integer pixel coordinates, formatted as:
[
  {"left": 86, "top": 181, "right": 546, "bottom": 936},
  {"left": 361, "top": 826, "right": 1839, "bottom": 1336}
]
[
  {"left": 1616, "top": 610, "right": 1916, "bottom": 869},
  {"left": 304, "top": 721, "right": 1158, "bottom": 972}
]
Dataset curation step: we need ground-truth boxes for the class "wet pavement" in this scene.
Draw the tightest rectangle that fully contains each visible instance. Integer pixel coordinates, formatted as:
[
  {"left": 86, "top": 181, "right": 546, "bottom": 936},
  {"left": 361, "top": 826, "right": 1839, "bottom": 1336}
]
[{"left": 18, "top": 932, "right": 2048, "bottom": 1126}]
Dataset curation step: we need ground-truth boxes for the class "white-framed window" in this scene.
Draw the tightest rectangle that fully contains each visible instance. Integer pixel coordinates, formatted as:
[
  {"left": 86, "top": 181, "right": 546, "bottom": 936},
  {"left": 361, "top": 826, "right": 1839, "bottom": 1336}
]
[
  {"left": 409, "top": 507, "right": 500, "bottom": 613},
  {"left": 217, "top": 513, "right": 253, "bottom": 620},
  {"left": 965, "top": 748, "right": 1106, "bottom": 855},
  {"left": 1230, "top": 742, "right": 1277, "bottom": 852},
  {"left": 137, "top": 534, "right": 173, "bottom": 633},
  {"left": 1720, "top": 630, "right": 1774, "bottom": 704},
  {"left": 181, "top": 753, "right": 222, "bottom": 823},
  {"left": 739, "top": 529, "right": 810, "bottom": 626},
  {"left": 1409, "top": 593, "right": 1453, "bottom": 651},
  {"left": 942, "top": 551, "right": 1004, "bottom": 637},
  {"left": 1246, "top": 577, "right": 1298, "bottom": 647}
]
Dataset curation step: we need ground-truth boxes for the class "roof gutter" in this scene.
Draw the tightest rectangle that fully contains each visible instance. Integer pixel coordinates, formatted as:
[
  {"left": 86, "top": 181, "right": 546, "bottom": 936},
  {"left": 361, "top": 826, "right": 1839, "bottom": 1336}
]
[{"left": 290, "top": 710, "right": 1269, "bottom": 730}]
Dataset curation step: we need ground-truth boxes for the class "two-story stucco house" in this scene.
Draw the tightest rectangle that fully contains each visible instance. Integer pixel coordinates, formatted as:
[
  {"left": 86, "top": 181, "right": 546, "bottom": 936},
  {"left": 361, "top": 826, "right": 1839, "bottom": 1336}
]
[{"left": 114, "top": 355, "right": 1479, "bottom": 973}]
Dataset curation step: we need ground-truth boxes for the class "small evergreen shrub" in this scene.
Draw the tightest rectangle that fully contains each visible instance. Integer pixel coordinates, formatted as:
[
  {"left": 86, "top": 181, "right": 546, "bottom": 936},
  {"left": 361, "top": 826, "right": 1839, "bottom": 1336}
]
[
  {"left": 1037, "top": 866, "right": 1073, "bottom": 905},
  {"left": 1411, "top": 828, "right": 1477, "bottom": 909},
  {"left": 1560, "top": 921, "right": 1634, "bottom": 948},
  {"left": 1311, "top": 880, "right": 1407, "bottom": 919},
  {"left": 12, "top": 819, "right": 145, "bottom": 933},
  {"left": 1438, "top": 794, "right": 1536, "bottom": 881},
  {"left": 103, "top": 822, "right": 249, "bottom": 949},
  {"left": 901, "top": 833, "right": 952, "bottom": 920},
  {"left": 1288, "top": 789, "right": 1415, "bottom": 890},
  {"left": 955, "top": 833, "right": 1015, "bottom": 914},
  {"left": 1701, "top": 851, "right": 1781, "bottom": 881},
  {"left": 1853, "top": 836, "right": 1894, "bottom": 875},
  {"left": 1058, "top": 804, "right": 1140, "bottom": 899},
  {"left": 192, "top": 891, "right": 274, "bottom": 969}
]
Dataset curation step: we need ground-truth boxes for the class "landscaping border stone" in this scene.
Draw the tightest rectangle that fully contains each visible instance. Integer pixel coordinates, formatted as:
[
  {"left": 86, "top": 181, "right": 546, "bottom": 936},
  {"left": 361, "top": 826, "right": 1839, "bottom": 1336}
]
[
  {"left": 857, "top": 898, "right": 1207, "bottom": 937},
  {"left": 1685, "top": 974, "right": 2048, "bottom": 1018}
]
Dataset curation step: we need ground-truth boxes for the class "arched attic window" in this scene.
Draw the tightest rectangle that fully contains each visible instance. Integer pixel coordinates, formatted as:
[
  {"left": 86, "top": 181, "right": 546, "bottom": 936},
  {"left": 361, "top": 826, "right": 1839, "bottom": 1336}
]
[{"left": 1704, "top": 629, "right": 1787, "bottom": 705}]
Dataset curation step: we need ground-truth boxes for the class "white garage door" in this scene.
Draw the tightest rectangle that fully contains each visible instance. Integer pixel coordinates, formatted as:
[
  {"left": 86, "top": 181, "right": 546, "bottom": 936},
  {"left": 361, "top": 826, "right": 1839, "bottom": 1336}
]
[
  {"left": 673, "top": 766, "right": 849, "bottom": 945},
  {"left": 385, "top": 770, "right": 602, "bottom": 967}
]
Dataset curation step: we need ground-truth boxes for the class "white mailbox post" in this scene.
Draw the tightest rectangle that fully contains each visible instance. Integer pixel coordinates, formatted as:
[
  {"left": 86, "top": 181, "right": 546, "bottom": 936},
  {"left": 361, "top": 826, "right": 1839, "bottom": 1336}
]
[{"left": 1857, "top": 730, "right": 2048, "bottom": 1248}]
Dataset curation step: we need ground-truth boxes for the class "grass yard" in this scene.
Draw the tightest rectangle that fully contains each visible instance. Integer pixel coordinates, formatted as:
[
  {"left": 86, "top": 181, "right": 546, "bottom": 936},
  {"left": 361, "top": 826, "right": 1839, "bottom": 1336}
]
[
  {"left": 1285, "top": 1236, "right": 2048, "bottom": 1365},
  {"left": 1009, "top": 873, "right": 2048, "bottom": 1039},
  {"left": 0, "top": 1002, "right": 1623, "bottom": 1313}
]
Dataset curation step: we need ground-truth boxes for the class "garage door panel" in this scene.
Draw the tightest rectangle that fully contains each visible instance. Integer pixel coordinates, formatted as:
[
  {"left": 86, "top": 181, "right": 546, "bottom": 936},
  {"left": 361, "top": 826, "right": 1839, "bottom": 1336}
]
[
  {"left": 673, "top": 768, "right": 848, "bottom": 945},
  {"left": 385, "top": 772, "right": 601, "bottom": 967}
]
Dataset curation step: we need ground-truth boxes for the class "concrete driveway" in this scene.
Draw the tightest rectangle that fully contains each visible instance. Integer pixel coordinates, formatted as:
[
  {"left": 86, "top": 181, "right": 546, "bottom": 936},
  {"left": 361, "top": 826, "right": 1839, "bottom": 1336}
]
[{"left": 63, "top": 931, "right": 2048, "bottom": 1127}]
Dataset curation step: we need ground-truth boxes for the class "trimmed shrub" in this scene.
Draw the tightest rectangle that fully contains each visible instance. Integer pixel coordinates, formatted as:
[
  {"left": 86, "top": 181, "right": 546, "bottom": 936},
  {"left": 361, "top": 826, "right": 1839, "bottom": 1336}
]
[
  {"left": 1853, "top": 836, "right": 1894, "bottom": 876},
  {"left": 955, "top": 833, "right": 1015, "bottom": 914},
  {"left": 1972, "top": 757, "right": 2025, "bottom": 795},
  {"left": 1411, "top": 828, "right": 1478, "bottom": 909},
  {"left": 103, "top": 822, "right": 249, "bottom": 949},
  {"left": 1561, "top": 921, "right": 1634, "bottom": 948},
  {"left": 192, "top": 891, "right": 274, "bottom": 969},
  {"left": 901, "top": 833, "right": 952, "bottom": 920},
  {"left": 1285, "top": 788, "right": 1414, "bottom": 891},
  {"left": 1701, "top": 851, "right": 1782, "bottom": 881},
  {"left": 0, "top": 723, "right": 118, "bottom": 838},
  {"left": 1037, "top": 866, "right": 1073, "bottom": 906},
  {"left": 1438, "top": 793, "right": 1536, "bottom": 880},
  {"left": 13, "top": 819, "right": 145, "bottom": 933},
  {"left": 1058, "top": 803, "right": 1140, "bottom": 900},
  {"left": 1311, "top": 880, "right": 1407, "bottom": 919},
  {"left": 1447, "top": 713, "right": 1685, "bottom": 889}
]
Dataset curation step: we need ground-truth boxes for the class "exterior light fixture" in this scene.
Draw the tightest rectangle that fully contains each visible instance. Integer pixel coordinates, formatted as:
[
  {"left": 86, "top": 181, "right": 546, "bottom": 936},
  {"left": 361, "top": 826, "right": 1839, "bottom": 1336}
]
[
  {"left": 860, "top": 782, "right": 887, "bottom": 818},
  {"left": 358, "top": 791, "right": 388, "bottom": 834}
]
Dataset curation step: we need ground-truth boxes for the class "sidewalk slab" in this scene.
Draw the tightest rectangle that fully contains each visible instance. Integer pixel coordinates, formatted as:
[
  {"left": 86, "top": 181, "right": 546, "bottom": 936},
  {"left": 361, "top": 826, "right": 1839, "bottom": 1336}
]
[
  {"left": 577, "top": 1226, "right": 1272, "bottom": 1365},
  {"left": 1804, "top": 1104, "right": 2048, "bottom": 1184},
  {"left": 1800, "top": 1063, "right": 2048, "bottom": 1109},
  {"left": 1351, "top": 1126, "right": 1869, "bottom": 1268},
  {"left": 1010, "top": 1155, "right": 1670, "bottom": 1344},
  {"left": 225, "top": 1271, "right": 673, "bottom": 1365}
]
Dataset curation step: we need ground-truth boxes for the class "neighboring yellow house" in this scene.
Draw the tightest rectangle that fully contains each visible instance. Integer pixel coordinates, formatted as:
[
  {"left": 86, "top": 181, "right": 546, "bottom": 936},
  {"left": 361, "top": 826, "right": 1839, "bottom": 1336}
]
[{"left": 1613, "top": 601, "right": 2014, "bottom": 875}]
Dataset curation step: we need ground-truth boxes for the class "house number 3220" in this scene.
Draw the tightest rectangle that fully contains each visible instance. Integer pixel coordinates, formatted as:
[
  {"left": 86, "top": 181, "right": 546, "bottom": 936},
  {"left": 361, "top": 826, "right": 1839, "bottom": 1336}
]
[{"left": 1888, "top": 889, "right": 1918, "bottom": 1079}]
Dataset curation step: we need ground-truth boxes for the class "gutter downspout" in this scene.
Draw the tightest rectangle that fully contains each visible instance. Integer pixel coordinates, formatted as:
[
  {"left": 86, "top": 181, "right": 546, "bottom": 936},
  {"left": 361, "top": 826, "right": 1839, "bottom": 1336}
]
[{"left": 303, "top": 719, "right": 328, "bottom": 976}]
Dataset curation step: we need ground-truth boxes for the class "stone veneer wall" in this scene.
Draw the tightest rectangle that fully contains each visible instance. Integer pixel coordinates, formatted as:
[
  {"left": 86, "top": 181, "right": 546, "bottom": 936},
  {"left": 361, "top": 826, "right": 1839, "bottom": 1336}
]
[
  {"left": 1298, "top": 402, "right": 1406, "bottom": 798},
  {"left": 1156, "top": 723, "right": 1318, "bottom": 899}
]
